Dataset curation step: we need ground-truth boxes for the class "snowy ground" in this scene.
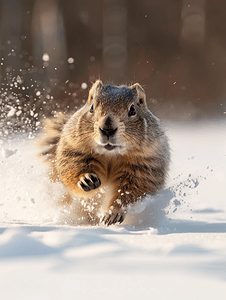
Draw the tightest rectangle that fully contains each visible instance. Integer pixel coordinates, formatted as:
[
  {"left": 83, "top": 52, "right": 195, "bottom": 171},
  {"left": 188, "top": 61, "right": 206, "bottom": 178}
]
[{"left": 0, "top": 120, "right": 226, "bottom": 300}]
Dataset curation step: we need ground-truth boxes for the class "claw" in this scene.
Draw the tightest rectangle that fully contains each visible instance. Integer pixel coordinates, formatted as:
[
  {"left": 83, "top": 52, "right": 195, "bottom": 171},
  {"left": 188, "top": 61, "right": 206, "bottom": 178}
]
[
  {"left": 104, "top": 215, "right": 111, "bottom": 225},
  {"left": 118, "top": 214, "right": 124, "bottom": 224},
  {"left": 112, "top": 214, "right": 118, "bottom": 224}
]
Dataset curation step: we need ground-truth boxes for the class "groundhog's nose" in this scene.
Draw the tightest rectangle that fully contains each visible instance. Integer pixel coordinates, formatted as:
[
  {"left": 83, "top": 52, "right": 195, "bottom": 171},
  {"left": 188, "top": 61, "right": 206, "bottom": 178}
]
[
  {"left": 99, "top": 116, "right": 117, "bottom": 137},
  {"left": 99, "top": 127, "right": 117, "bottom": 137}
]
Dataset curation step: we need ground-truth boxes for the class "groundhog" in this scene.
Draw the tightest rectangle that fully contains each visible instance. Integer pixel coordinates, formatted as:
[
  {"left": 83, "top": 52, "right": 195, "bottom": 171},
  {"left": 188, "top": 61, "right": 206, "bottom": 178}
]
[{"left": 38, "top": 80, "right": 170, "bottom": 226}]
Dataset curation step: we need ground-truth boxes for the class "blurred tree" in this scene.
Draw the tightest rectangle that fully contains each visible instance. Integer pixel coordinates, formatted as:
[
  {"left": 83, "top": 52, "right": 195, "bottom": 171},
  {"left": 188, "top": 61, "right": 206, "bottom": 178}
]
[{"left": 0, "top": 0, "right": 226, "bottom": 135}]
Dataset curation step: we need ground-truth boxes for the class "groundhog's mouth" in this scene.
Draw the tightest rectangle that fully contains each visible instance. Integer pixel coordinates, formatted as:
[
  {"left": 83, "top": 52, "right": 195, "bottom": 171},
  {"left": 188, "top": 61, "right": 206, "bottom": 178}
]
[{"left": 104, "top": 143, "right": 117, "bottom": 151}]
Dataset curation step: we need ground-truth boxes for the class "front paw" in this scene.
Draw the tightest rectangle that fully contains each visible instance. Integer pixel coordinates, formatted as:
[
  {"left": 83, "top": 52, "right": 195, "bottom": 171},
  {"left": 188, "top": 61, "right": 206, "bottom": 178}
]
[
  {"left": 78, "top": 173, "right": 101, "bottom": 192},
  {"left": 101, "top": 210, "right": 126, "bottom": 226}
]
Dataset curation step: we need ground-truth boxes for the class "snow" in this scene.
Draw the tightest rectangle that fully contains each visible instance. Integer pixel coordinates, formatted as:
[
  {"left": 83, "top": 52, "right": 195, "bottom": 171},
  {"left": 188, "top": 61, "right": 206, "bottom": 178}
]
[
  {"left": 0, "top": 120, "right": 226, "bottom": 299},
  {"left": 81, "top": 82, "right": 88, "bottom": 89},
  {"left": 7, "top": 107, "right": 16, "bottom": 117},
  {"left": 42, "top": 53, "right": 50, "bottom": 62},
  {"left": 67, "top": 57, "right": 74, "bottom": 64},
  {"left": 1, "top": 148, "right": 17, "bottom": 158}
]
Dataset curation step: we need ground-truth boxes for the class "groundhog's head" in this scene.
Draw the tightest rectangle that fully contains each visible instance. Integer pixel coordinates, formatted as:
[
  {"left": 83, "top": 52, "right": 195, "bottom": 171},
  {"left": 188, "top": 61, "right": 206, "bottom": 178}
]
[{"left": 71, "top": 80, "right": 158, "bottom": 155}]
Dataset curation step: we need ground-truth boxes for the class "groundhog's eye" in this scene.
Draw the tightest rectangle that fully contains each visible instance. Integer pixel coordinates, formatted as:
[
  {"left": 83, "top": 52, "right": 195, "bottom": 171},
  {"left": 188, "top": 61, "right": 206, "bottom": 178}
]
[
  {"left": 90, "top": 104, "right": 94, "bottom": 113},
  {"left": 128, "top": 104, "right": 136, "bottom": 116}
]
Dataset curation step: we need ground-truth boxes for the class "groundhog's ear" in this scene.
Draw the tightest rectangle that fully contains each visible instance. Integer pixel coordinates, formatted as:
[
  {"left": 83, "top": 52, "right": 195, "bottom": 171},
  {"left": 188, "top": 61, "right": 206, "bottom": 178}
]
[
  {"left": 88, "top": 80, "right": 103, "bottom": 103},
  {"left": 130, "top": 83, "right": 146, "bottom": 106}
]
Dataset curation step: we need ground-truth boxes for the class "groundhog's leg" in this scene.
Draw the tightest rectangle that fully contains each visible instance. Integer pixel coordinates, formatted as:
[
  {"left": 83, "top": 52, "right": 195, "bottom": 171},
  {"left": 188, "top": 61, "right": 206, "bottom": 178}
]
[
  {"left": 101, "top": 193, "right": 127, "bottom": 226},
  {"left": 101, "top": 183, "right": 143, "bottom": 226},
  {"left": 77, "top": 173, "right": 101, "bottom": 192}
]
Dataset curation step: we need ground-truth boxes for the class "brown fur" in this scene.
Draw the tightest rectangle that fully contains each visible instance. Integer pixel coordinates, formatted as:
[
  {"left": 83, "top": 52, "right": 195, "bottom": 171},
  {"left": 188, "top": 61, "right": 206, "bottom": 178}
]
[{"left": 37, "top": 80, "right": 170, "bottom": 225}]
